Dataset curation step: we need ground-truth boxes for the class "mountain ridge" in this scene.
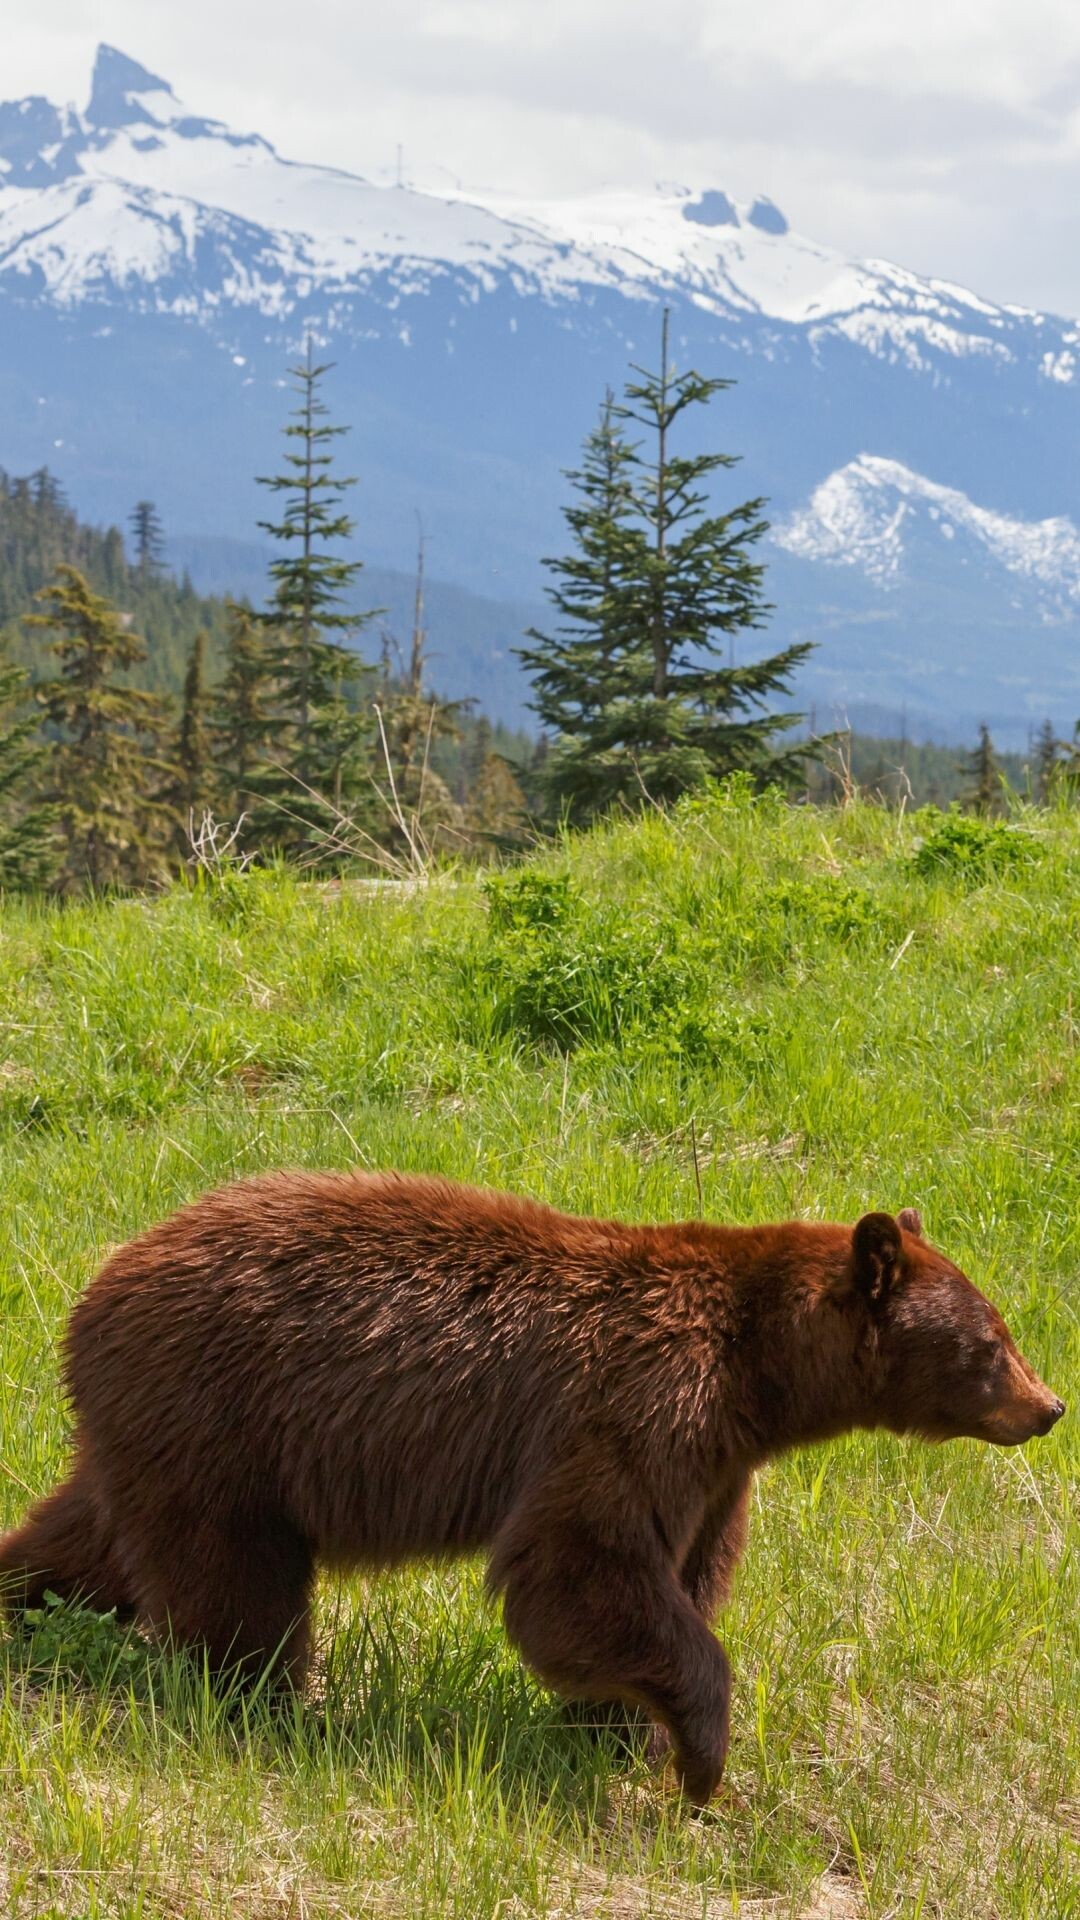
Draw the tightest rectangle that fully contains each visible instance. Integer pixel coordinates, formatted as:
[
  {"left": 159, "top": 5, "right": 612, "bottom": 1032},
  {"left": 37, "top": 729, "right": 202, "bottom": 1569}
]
[{"left": 5, "top": 43, "right": 1076, "bottom": 361}]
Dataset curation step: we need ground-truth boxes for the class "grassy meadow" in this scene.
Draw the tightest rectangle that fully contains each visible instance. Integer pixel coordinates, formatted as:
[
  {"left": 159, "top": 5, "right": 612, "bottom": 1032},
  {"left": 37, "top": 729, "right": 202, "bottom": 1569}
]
[{"left": 0, "top": 783, "right": 1077, "bottom": 1918}]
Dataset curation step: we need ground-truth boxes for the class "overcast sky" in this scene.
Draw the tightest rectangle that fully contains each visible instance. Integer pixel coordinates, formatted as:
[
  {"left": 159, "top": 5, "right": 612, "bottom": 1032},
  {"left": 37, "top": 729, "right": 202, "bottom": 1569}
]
[{"left": 7, "top": 0, "right": 1080, "bottom": 317}]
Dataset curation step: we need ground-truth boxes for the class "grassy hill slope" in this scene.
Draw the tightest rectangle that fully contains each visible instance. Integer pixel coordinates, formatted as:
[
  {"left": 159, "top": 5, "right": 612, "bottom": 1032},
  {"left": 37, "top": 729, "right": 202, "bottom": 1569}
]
[{"left": 1, "top": 787, "right": 1077, "bottom": 1917}]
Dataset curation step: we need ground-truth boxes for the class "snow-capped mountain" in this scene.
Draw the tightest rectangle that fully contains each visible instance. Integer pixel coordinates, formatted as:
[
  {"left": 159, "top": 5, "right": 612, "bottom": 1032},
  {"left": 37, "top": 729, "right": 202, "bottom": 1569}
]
[
  {"left": 1, "top": 45, "right": 1077, "bottom": 740},
  {"left": 777, "top": 457, "right": 1080, "bottom": 606},
  {"left": 4, "top": 48, "right": 1075, "bottom": 369},
  {"left": 769, "top": 460, "right": 1080, "bottom": 737}
]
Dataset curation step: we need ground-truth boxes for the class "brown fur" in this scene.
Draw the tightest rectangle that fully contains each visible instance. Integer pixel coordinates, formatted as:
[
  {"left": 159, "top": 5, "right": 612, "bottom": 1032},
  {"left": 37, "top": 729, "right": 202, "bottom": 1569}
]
[{"left": 0, "top": 1173, "right": 1063, "bottom": 1802}]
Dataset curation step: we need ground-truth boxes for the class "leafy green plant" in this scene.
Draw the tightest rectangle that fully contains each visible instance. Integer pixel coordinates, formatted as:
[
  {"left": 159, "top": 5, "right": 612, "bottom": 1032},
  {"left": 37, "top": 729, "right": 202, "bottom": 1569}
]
[
  {"left": 911, "top": 808, "right": 1041, "bottom": 881},
  {"left": 19, "top": 1589, "right": 151, "bottom": 1692},
  {"left": 762, "top": 876, "right": 877, "bottom": 941},
  {"left": 482, "top": 867, "right": 578, "bottom": 935}
]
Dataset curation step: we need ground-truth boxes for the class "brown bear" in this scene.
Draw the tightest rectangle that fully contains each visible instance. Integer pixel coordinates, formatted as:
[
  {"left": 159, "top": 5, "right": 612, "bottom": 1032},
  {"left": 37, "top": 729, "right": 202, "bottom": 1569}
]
[{"left": 0, "top": 1172, "right": 1064, "bottom": 1802}]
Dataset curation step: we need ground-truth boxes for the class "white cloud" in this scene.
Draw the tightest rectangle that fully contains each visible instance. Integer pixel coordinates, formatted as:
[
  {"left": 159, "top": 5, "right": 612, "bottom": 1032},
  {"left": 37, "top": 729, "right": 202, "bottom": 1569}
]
[{"left": 4, "top": 0, "right": 1080, "bottom": 315}]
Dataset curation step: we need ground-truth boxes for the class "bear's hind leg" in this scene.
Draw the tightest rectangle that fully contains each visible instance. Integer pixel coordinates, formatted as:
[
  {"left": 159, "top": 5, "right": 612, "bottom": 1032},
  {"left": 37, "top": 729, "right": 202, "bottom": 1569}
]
[
  {"left": 0, "top": 1457, "right": 133, "bottom": 1618},
  {"left": 129, "top": 1502, "right": 315, "bottom": 1693}
]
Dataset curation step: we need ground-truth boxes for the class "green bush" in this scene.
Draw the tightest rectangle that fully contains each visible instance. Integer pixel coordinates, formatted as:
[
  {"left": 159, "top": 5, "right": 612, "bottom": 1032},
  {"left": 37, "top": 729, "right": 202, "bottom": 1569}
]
[
  {"left": 761, "top": 877, "right": 878, "bottom": 941},
  {"left": 473, "top": 875, "right": 768, "bottom": 1065},
  {"left": 911, "top": 808, "right": 1041, "bottom": 881},
  {"left": 482, "top": 868, "right": 578, "bottom": 936}
]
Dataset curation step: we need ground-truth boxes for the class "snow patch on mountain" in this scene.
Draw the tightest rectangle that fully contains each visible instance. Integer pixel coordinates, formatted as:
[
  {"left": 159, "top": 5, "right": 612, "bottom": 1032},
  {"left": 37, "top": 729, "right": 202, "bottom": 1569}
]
[{"left": 776, "top": 456, "right": 1080, "bottom": 599}]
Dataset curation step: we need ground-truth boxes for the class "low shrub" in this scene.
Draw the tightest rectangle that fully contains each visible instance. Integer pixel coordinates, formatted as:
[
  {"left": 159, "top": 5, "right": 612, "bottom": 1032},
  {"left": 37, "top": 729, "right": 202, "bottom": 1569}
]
[{"left": 911, "top": 809, "right": 1041, "bottom": 882}]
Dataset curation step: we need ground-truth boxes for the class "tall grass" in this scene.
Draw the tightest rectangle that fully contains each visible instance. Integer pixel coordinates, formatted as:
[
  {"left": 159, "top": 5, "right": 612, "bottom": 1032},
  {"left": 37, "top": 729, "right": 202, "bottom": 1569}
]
[{"left": 1, "top": 785, "right": 1076, "bottom": 1918}]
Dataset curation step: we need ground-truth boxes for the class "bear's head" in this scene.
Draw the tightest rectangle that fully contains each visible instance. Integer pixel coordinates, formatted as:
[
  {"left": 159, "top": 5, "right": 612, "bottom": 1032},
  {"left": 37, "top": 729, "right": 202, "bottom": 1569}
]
[{"left": 851, "top": 1210, "right": 1064, "bottom": 1447}]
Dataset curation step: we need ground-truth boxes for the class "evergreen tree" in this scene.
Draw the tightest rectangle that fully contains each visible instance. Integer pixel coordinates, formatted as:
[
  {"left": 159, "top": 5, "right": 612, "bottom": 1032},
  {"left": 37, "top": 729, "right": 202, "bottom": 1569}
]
[
  {"left": 256, "top": 340, "right": 378, "bottom": 854},
  {"left": 517, "top": 393, "right": 640, "bottom": 817},
  {"left": 169, "top": 629, "right": 215, "bottom": 849},
  {"left": 1, "top": 465, "right": 230, "bottom": 694},
  {"left": 129, "top": 500, "right": 165, "bottom": 579},
  {"left": 1057, "top": 721, "right": 1080, "bottom": 799},
  {"left": 26, "top": 565, "right": 173, "bottom": 890},
  {"left": 213, "top": 602, "right": 278, "bottom": 828},
  {"left": 465, "top": 747, "right": 527, "bottom": 851},
  {"left": 31, "top": 468, "right": 67, "bottom": 514},
  {"left": 0, "top": 654, "right": 58, "bottom": 889},
  {"left": 463, "top": 713, "right": 494, "bottom": 798},
  {"left": 1033, "top": 719, "right": 1061, "bottom": 805},
  {"left": 519, "top": 314, "right": 812, "bottom": 820},
  {"left": 963, "top": 722, "right": 1000, "bottom": 816}
]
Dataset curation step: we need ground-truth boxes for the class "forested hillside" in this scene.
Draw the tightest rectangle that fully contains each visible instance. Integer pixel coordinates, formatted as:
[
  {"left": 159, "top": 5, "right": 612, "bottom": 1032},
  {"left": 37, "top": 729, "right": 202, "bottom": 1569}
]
[
  {"left": 0, "top": 463, "right": 538, "bottom": 888},
  {"left": 0, "top": 461, "right": 1069, "bottom": 900},
  {"left": 0, "top": 469, "right": 231, "bottom": 693}
]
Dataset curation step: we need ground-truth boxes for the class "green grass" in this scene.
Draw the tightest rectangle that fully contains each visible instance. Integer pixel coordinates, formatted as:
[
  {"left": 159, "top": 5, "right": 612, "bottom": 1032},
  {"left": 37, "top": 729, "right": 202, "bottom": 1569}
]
[{"left": 1, "top": 784, "right": 1077, "bottom": 1919}]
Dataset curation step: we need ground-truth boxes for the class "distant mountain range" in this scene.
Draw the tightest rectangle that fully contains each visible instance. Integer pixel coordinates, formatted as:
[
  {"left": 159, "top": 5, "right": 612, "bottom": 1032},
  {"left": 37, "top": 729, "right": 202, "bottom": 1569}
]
[{"left": 1, "top": 44, "right": 1077, "bottom": 741}]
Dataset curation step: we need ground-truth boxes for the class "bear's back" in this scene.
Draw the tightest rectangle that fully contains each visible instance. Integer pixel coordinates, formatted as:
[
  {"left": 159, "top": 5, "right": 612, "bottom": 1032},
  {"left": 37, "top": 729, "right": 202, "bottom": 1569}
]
[{"left": 64, "top": 1172, "right": 666, "bottom": 1557}]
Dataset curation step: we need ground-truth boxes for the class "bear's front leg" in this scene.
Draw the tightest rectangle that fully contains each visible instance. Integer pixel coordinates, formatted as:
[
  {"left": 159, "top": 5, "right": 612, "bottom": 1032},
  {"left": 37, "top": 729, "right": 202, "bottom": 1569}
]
[
  {"left": 680, "top": 1473, "right": 752, "bottom": 1623},
  {"left": 628, "top": 1471, "right": 751, "bottom": 1774},
  {"left": 491, "top": 1510, "right": 732, "bottom": 1804}
]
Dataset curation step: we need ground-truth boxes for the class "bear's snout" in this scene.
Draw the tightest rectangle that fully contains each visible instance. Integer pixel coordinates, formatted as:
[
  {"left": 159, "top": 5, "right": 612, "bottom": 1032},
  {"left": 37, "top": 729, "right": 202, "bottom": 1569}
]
[{"left": 981, "top": 1354, "right": 1065, "bottom": 1446}]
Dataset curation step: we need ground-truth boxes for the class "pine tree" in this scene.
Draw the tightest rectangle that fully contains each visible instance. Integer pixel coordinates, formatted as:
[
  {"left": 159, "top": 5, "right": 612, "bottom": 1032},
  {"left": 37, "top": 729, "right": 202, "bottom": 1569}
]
[
  {"left": 1057, "top": 721, "right": 1080, "bottom": 799},
  {"left": 0, "top": 654, "right": 58, "bottom": 889},
  {"left": 26, "top": 565, "right": 173, "bottom": 890},
  {"left": 1033, "top": 719, "right": 1061, "bottom": 805},
  {"left": 168, "top": 629, "right": 215, "bottom": 850},
  {"left": 465, "top": 748, "right": 527, "bottom": 851},
  {"left": 963, "top": 722, "right": 1000, "bottom": 816},
  {"left": 212, "top": 603, "right": 276, "bottom": 819},
  {"left": 255, "top": 340, "right": 379, "bottom": 854},
  {"left": 519, "top": 314, "right": 812, "bottom": 820},
  {"left": 130, "top": 500, "right": 165, "bottom": 580},
  {"left": 517, "top": 393, "right": 641, "bottom": 818}
]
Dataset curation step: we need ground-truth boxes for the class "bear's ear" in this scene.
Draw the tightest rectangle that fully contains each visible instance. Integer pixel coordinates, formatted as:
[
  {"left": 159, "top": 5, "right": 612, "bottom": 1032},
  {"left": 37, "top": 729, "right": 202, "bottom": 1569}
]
[
  {"left": 897, "top": 1207, "right": 923, "bottom": 1239},
  {"left": 851, "top": 1211, "right": 904, "bottom": 1302}
]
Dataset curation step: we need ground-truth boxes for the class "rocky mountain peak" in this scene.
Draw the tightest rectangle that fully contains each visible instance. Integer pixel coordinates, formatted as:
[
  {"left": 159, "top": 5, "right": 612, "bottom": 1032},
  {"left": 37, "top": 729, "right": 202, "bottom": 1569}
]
[{"left": 85, "top": 45, "right": 176, "bottom": 132}]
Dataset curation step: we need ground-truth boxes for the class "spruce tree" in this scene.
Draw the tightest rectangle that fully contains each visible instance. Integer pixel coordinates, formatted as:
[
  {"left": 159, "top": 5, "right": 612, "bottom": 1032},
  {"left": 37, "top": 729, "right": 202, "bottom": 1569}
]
[
  {"left": 0, "top": 464, "right": 229, "bottom": 685},
  {"left": 963, "top": 722, "right": 1000, "bottom": 816},
  {"left": 1033, "top": 718, "right": 1063, "bottom": 804},
  {"left": 0, "top": 654, "right": 58, "bottom": 890},
  {"left": 169, "top": 629, "right": 215, "bottom": 849},
  {"left": 130, "top": 500, "right": 165, "bottom": 579},
  {"left": 1057, "top": 721, "right": 1080, "bottom": 799},
  {"left": 256, "top": 340, "right": 378, "bottom": 854},
  {"left": 458, "top": 713, "right": 494, "bottom": 805},
  {"left": 519, "top": 314, "right": 811, "bottom": 820},
  {"left": 213, "top": 602, "right": 277, "bottom": 829},
  {"left": 517, "top": 393, "right": 641, "bottom": 818},
  {"left": 465, "top": 747, "right": 527, "bottom": 850},
  {"left": 26, "top": 565, "right": 173, "bottom": 890}
]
